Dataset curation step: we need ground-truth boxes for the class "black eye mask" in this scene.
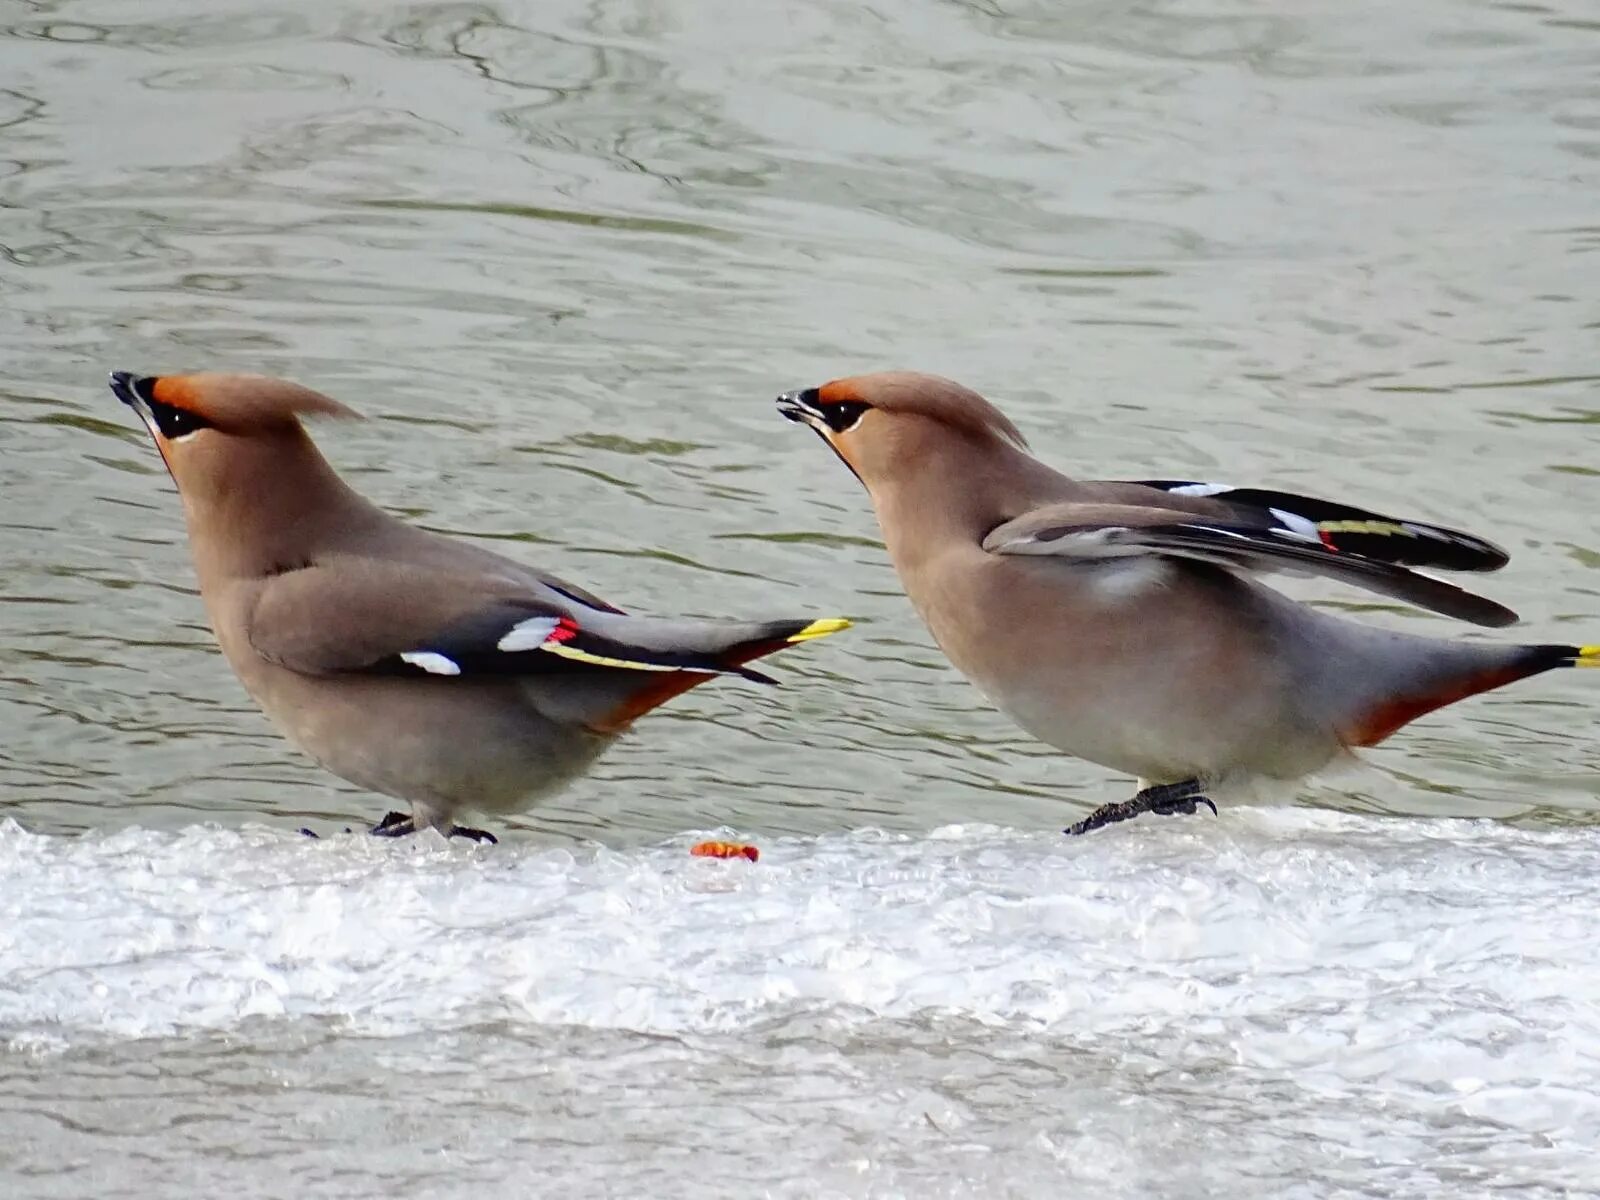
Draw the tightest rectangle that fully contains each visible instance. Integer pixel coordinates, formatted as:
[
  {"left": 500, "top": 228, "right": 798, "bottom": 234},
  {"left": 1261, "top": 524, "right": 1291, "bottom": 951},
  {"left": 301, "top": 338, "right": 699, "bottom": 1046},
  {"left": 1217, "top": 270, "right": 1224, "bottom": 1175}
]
[
  {"left": 147, "top": 396, "right": 213, "bottom": 439},
  {"left": 816, "top": 399, "right": 869, "bottom": 433}
]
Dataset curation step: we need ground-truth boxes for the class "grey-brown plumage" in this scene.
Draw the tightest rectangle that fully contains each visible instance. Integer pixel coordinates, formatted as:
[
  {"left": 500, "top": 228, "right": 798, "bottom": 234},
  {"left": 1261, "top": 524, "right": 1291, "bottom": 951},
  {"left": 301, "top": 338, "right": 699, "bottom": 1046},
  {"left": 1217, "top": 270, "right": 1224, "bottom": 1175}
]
[
  {"left": 111, "top": 371, "right": 848, "bottom": 840},
  {"left": 777, "top": 371, "right": 1596, "bottom": 832}
]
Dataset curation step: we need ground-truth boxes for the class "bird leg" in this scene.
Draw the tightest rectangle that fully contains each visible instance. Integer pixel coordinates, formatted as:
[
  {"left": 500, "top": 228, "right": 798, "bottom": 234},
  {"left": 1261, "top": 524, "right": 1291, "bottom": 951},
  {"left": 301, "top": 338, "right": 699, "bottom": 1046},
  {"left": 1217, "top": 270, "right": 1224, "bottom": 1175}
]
[
  {"left": 1064, "top": 778, "right": 1217, "bottom": 836},
  {"left": 369, "top": 809, "right": 498, "bottom": 844}
]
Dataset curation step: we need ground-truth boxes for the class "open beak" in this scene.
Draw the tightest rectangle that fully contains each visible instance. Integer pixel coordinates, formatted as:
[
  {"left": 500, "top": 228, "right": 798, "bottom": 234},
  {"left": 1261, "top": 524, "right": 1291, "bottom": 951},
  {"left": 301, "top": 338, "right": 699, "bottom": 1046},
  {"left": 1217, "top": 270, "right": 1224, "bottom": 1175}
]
[
  {"left": 109, "top": 371, "right": 157, "bottom": 420},
  {"left": 109, "top": 370, "right": 168, "bottom": 456},
  {"left": 775, "top": 385, "right": 865, "bottom": 486},
  {"left": 775, "top": 387, "right": 826, "bottom": 433}
]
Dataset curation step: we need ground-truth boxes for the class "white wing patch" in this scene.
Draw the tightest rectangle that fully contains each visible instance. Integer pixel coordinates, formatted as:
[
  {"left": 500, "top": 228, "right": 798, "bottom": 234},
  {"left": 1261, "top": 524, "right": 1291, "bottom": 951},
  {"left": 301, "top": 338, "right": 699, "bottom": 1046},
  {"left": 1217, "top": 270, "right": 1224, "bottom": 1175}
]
[
  {"left": 1267, "top": 507, "right": 1320, "bottom": 543},
  {"left": 497, "top": 616, "right": 563, "bottom": 652},
  {"left": 399, "top": 651, "right": 461, "bottom": 676},
  {"left": 1165, "top": 481, "right": 1233, "bottom": 497}
]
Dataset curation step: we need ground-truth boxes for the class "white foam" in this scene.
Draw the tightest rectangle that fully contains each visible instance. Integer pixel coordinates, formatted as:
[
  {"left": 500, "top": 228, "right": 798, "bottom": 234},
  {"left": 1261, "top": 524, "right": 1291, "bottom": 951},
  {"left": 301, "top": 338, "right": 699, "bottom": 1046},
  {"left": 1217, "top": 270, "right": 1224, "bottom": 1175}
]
[{"left": 4, "top": 810, "right": 1599, "bottom": 1088}]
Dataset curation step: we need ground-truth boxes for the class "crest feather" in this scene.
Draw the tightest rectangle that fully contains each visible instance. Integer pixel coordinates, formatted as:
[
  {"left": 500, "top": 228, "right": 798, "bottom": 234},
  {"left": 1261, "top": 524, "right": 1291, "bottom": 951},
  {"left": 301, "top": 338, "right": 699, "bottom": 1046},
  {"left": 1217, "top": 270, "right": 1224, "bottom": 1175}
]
[
  {"left": 152, "top": 373, "right": 361, "bottom": 432},
  {"left": 821, "top": 372, "right": 1028, "bottom": 450}
]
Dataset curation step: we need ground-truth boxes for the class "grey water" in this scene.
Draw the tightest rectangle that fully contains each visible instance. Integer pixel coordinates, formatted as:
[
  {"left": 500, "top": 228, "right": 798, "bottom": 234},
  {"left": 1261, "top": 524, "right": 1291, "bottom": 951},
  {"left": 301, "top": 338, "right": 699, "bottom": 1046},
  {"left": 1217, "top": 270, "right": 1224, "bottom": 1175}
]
[{"left": 2, "top": 0, "right": 1598, "bottom": 1196}]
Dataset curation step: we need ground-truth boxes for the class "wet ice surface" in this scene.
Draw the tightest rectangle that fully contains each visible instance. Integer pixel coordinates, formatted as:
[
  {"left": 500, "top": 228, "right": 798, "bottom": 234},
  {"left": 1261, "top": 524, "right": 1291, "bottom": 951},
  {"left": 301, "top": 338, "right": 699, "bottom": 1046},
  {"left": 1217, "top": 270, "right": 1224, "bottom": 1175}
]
[{"left": 3, "top": 812, "right": 1598, "bottom": 1198}]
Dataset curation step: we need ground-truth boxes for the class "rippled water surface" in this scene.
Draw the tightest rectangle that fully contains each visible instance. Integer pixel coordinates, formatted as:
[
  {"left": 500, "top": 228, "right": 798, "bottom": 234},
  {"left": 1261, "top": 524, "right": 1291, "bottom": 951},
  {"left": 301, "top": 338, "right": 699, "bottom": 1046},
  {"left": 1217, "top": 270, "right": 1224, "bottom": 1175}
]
[{"left": 3, "top": 0, "right": 1599, "bottom": 1194}]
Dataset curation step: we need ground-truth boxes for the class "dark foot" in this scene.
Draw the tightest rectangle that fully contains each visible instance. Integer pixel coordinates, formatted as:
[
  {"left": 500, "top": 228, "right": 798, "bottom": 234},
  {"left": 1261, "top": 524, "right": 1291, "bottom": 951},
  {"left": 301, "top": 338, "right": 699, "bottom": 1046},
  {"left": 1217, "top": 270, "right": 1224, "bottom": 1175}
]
[
  {"left": 1065, "top": 779, "right": 1218, "bottom": 836},
  {"left": 371, "top": 810, "right": 414, "bottom": 837},
  {"left": 369, "top": 811, "right": 497, "bottom": 844}
]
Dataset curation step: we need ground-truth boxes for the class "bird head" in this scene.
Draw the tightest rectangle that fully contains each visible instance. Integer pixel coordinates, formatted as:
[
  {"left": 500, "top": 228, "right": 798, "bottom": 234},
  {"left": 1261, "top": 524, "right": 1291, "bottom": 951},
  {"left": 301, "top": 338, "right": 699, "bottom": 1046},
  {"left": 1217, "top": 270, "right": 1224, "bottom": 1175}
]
[
  {"left": 775, "top": 371, "right": 1028, "bottom": 493},
  {"left": 109, "top": 371, "right": 359, "bottom": 510}
]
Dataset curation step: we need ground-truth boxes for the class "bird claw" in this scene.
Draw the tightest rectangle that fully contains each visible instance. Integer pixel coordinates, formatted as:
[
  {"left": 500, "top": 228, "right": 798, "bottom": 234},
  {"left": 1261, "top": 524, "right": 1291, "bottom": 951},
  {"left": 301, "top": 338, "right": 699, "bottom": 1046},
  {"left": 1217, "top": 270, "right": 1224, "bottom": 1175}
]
[
  {"left": 1065, "top": 780, "right": 1216, "bottom": 836},
  {"left": 369, "top": 810, "right": 497, "bottom": 844},
  {"left": 1148, "top": 795, "right": 1219, "bottom": 819},
  {"left": 370, "top": 811, "right": 413, "bottom": 837},
  {"left": 1064, "top": 797, "right": 1143, "bottom": 836}
]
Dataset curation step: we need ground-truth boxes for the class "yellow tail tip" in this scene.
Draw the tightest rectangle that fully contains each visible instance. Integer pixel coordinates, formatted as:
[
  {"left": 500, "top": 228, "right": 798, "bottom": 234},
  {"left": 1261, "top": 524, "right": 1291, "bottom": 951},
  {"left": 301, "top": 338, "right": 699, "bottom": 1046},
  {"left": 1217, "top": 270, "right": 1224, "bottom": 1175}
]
[
  {"left": 1576, "top": 645, "right": 1600, "bottom": 667},
  {"left": 787, "top": 617, "right": 852, "bottom": 643}
]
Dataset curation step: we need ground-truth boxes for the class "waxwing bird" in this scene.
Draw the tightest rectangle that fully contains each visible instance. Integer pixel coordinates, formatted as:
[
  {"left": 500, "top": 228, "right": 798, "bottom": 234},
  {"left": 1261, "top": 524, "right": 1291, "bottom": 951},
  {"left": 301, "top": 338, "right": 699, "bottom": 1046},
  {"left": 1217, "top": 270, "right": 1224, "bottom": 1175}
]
[
  {"left": 777, "top": 371, "right": 1597, "bottom": 834},
  {"left": 109, "top": 370, "right": 848, "bottom": 842}
]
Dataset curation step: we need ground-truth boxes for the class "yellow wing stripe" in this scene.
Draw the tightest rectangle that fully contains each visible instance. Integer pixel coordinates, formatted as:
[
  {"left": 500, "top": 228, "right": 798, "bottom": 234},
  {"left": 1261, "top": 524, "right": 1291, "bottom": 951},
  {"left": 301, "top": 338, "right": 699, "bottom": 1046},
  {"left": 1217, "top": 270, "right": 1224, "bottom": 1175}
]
[
  {"left": 1576, "top": 645, "right": 1600, "bottom": 668},
  {"left": 1316, "top": 519, "right": 1414, "bottom": 537},
  {"left": 540, "top": 643, "right": 680, "bottom": 672},
  {"left": 787, "top": 617, "right": 852, "bottom": 643},
  {"left": 538, "top": 618, "right": 850, "bottom": 672}
]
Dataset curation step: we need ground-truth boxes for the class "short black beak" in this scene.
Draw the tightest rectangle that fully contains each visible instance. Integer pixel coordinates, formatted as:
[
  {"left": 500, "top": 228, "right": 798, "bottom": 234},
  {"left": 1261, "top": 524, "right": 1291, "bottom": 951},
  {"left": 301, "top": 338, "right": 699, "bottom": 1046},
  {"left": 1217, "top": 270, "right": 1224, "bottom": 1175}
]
[
  {"left": 109, "top": 370, "right": 156, "bottom": 413},
  {"left": 775, "top": 387, "right": 822, "bottom": 425}
]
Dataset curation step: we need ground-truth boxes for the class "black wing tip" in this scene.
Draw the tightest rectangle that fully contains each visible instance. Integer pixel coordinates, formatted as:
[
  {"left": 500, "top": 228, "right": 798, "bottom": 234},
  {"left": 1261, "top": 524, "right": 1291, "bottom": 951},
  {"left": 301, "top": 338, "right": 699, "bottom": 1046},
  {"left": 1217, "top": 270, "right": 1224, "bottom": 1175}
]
[
  {"left": 1344, "top": 533, "right": 1510, "bottom": 575},
  {"left": 1471, "top": 600, "right": 1521, "bottom": 629},
  {"left": 1473, "top": 542, "right": 1512, "bottom": 573},
  {"left": 1130, "top": 521, "right": 1522, "bottom": 628}
]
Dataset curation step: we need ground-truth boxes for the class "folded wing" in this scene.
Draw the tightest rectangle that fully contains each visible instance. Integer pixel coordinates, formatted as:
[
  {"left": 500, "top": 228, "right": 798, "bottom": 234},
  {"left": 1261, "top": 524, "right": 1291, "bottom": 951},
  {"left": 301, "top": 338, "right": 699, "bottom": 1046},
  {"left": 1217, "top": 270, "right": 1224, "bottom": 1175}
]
[
  {"left": 244, "top": 555, "right": 839, "bottom": 683},
  {"left": 983, "top": 502, "right": 1518, "bottom": 628},
  {"left": 1125, "top": 479, "right": 1509, "bottom": 572}
]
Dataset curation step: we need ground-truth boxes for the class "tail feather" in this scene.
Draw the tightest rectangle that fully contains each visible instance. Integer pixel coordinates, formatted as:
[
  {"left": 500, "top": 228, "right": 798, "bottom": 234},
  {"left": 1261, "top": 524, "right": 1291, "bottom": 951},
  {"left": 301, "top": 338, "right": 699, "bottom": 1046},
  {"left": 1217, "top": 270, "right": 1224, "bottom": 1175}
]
[
  {"left": 721, "top": 617, "right": 852, "bottom": 671},
  {"left": 1343, "top": 642, "right": 1595, "bottom": 748},
  {"left": 583, "top": 616, "right": 850, "bottom": 733},
  {"left": 782, "top": 618, "right": 853, "bottom": 643},
  {"left": 707, "top": 618, "right": 855, "bottom": 684},
  {"left": 1564, "top": 645, "right": 1600, "bottom": 668},
  {"left": 1511, "top": 644, "right": 1600, "bottom": 672}
]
